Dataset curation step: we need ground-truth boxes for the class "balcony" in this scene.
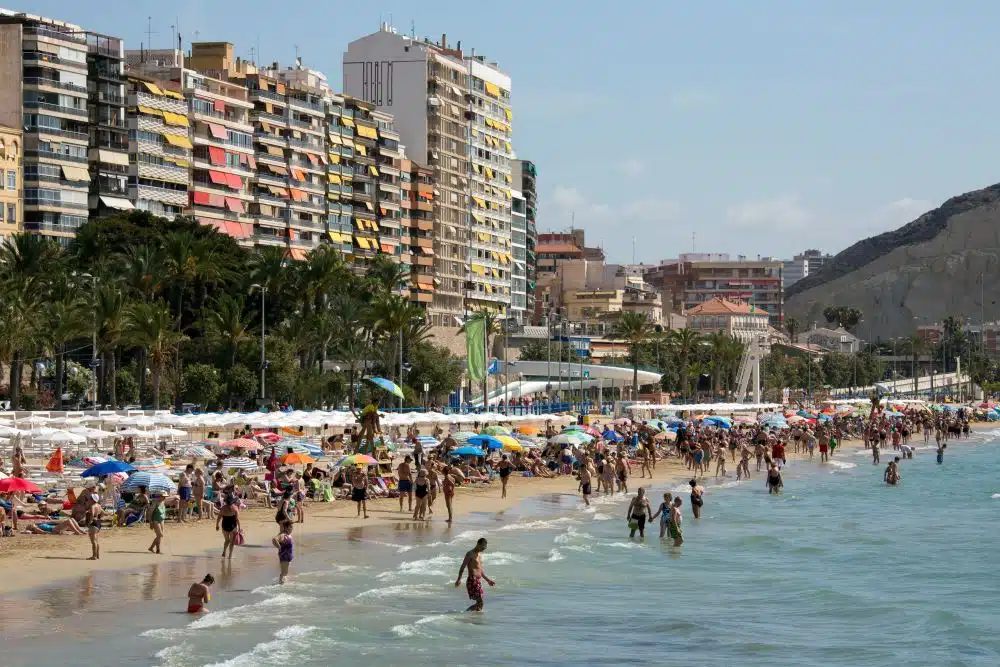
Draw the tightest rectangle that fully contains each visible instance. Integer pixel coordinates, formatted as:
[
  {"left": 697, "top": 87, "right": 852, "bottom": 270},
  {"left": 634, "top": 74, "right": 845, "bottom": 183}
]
[
  {"left": 290, "top": 217, "right": 324, "bottom": 231},
  {"left": 91, "top": 91, "right": 125, "bottom": 105},
  {"left": 23, "top": 77, "right": 87, "bottom": 94},
  {"left": 25, "top": 196, "right": 88, "bottom": 210},
  {"left": 93, "top": 68, "right": 124, "bottom": 82},
  {"left": 24, "top": 100, "right": 87, "bottom": 117},
  {"left": 25, "top": 125, "right": 88, "bottom": 142},
  {"left": 249, "top": 88, "right": 287, "bottom": 104},
  {"left": 287, "top": 96, "right": 324, "bottom": 114},
  {"left": 250, "top": 110, "right": 288, "bottom": 126},
  {"left": 26, "top": 149, "right": 88, "bottom": 164},
  {"left": 288, "top": 137, "right": 322, "bottom": 151},
  {"left": 24, "top": 25, "right": 86, "bottom": 44}
]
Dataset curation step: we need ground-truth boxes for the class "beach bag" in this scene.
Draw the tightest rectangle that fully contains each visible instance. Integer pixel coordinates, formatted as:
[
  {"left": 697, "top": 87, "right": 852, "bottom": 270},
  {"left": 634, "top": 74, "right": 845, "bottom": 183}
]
[{"left": 234, "top": 528, "right": 245, "bottom": 546}]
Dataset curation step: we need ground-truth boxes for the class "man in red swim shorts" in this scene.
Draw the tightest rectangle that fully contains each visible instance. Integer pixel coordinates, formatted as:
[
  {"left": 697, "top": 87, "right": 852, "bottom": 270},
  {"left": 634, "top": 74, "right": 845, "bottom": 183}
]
[{"left": 455, "top": 538, "right": 495, "bottom": 612}]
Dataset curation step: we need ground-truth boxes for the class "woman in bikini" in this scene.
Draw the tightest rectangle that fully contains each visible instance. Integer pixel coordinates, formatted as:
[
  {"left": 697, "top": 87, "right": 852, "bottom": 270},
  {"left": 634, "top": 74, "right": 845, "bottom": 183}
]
[
  {"left": 497, "top": 455, "right": 512, "bottom": 498},
  {"left": 412, "top": 468, "right": 430, "bottom": 520}
]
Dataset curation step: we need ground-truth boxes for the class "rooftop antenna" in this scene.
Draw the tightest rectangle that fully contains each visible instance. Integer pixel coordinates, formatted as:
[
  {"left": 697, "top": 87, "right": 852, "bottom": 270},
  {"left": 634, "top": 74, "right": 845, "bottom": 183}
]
[
  {"left": 170, "top": 24, "right": 175, "bottom": 51},
  {"left": 692, "top": 231, "right": 696, "bottom": 252},
  {"left": 632, "top": 236, "right": 636, "bottom": 264},
  {"left": 249, "top": 46, "right": 255, "bottom": 64},
  {"left": 145, "top": 16, "right": 159, "bottom": 50},
  {"left": 411, "top": 20, "right": 416, "bottom": 39}
]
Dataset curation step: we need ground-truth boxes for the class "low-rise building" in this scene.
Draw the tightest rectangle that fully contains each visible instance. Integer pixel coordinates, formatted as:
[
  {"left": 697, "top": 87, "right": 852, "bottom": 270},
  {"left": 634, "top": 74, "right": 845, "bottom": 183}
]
[
  {"left": 685, "top": 297, "right": 770, "bottom": 345},
  {"left": 796, "top": 325, "right": 861, "bottom": 354}
]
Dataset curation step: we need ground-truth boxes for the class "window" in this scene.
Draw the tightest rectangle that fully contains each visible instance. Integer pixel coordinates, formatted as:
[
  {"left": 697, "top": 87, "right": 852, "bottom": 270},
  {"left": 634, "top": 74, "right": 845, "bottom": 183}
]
[
  {"left": 7, "top": 204, "right": 15, "bottom": 224},
  {"left": 7, "top": 170, "right": 16, "bottom": 190}
]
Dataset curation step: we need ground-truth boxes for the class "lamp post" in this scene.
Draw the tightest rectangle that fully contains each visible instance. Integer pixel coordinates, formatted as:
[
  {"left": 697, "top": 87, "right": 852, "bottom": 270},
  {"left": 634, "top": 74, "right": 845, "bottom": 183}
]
[{"left": 250, "top": 284, "right": 267, "bottom": 405}]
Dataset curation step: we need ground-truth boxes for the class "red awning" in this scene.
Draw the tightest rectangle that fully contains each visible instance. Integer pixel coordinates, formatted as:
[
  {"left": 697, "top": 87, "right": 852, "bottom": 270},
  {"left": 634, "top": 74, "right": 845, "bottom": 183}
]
[
  {"left": 208, "top": 170, "right": 228, "bottom": 185},
  {"left": 246, "top": 155, "right": 257, "bottom": 169},
  {"left": 226, "top": 173, "right": 243, "bottom": 189},
  {"left": 208, "top": 194, "right": 226, "bottom": 208},
  {"left": 306, "top": 154, "right": 318, "bottom": 165},
  {"left": 208, "top": 146, "right": 226, "bottom": 166},
  {"left": 208, "top": 123, "right": 228, "bottom": 140},
  {"left": 288, "top": 248, "right": 308, "bottom": 261},
  {"left": 225, "top": 222, "right": 253, "bottom": 238},
  {"left": 191, "top": 191, "right": 211, "bottom": 206},
  {"left": 224, "top": 197, "right": 246, "bottom": 214},
  {"left": 198, "top": 217, "right": 228, "bottom": 233},
  {"left": 380, "top": 243, "right": 395, "bottom": 254},
  {"left": 213, "top": 99, "right": 226, "bottom": 113},
  {"left": 289, "top": 188, "right": 305, "bottom": 202}
]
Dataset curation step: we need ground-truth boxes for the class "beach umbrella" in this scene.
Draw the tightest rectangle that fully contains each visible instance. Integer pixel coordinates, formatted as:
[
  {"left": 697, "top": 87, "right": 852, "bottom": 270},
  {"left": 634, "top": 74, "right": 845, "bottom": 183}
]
[
  {"left": 81, "top": 460, "right": 135, "bottom": 477},
  {"left": 549, "top": 433, "right": 584, "bottom": 445},
  {"left": 452, "top": 431, "right": 478, "bottom": 443},
  {"left": 612, "top": 417, "right": 632, "bottom": 426},
  {"left": 452, "top": 446, "right": 486, "bottom": 457},
  {"left": 366, "top": 376, "right": 405, "bottom": 399},
  {"left": 177, "top": 445, "right": 217, "bottom": 459},
  {"left": 82, "top": 455, "right": 108, "bottom": 466},
  {"left": 603, "top": 430, "right": 624, "bottom": 442},
  {"left": 123, "top": 472, "right": 175, "bottom": 494},
  {"left": 338, "top": 454, "right": 378, "bottom": 467},
  {"left": 279, "top": 452, "right": 316, "bottom": 465},
  {"left": 105, "top": 471, "right": 129, "bottom": 485},
  {"left": 0, "top": 477, "right": 42, "bottom": 494},
  {"left": 496, "top": 435, "right": 521, "bottom": 450},
  {"left": 469, "top": 434, "right": 503, "bottom": 450},
  {"left": 563, "top": 425, "right": 584, "bottom": 432},
  {"left": 254, "top": 431, "right": 282, "bottom": 444},
  {"left": 133, "top": 457, "right": 166, "bottom": 470},
  {"left": 221, "top": 438, "right": 260, "bottom": 450},
  {"left": 151, "top": 428, "right": 188, "bottom": 439},
  {"left": 221, "top": 457, "right": 258, "bottom": 470},
  {"left": 516, "top": 425, "right": 539, "bottom": 436},
  {"left": 483, "top": 425, "right": 511, "bottom": 436},
  {"left": 503, "top": 441, "right": 523, "bottom": 452}
]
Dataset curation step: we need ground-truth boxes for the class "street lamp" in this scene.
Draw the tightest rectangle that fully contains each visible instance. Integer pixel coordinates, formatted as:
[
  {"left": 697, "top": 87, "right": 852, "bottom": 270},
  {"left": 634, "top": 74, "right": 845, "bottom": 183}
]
[{"left": 250, "top": 283, "right": 267, "bottom": 405}]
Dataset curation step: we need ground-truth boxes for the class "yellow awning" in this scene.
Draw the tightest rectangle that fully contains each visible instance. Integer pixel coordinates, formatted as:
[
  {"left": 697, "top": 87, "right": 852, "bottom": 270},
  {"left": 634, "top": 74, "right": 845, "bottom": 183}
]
[
  {"left": 138, "top": 105, "right": 162, "bottom": 116},
  {"left": 477, "top": 232, "right": 490, "bottom": 242},
  {"left": 163, "top": 89, "right": 185, "bottom": 100},
  {"left": 485, "top": 284, "right": 494, "bottom": 293},
  {"left": 355, "top": 236, "right": 368, "bottom": 249},
  {"left": 368, "top": 165, "right": 379, "bottom": 176},
  {"left": 355, "top": 144, "right": 367, "bottom": 156},
  {"left": 328, "top": 153, "right": 340, "bottom": 164},
  {"left": 472, "top": 212, "right": 486, "bottom": 223},
  {"left": 485, "top": 82, "right": 501, "bottom": 97},
  {"left": 504, "top": 141, "right": 512, "bottom": 152},
  {"left": 473, "top": 197, "right": 486, "bottom": 208},
  {"left": 485, "top": 167, "right": 494, "bottom": 179},
  {"left": 356, "top": 125, "right": 378, "bottom": 139},
  {"left": 472, "top": 264, "right": 484, "bottom": 275},
  {"left": 164, "top": 133, "right": 193, "bottom": 149},
  {"left": 328, "top": 174, "right": 341, "bottom": 184},
  {"left": 328, "top": 231, "right": 341, "bottom": 243},
  {"left": 504, "top": 108, "right": 512, "bottom": 121},
  {"left": 168, "top": 157, "right": 190, "bottom": 168},
  {"left": 491, "top": 268, "right": 500, "bottom": 278},
  {"left": 341, "top": 117, "right": 355, "bottom": 128},
  {"left": 141, "top": 81, "right": 164, "bottom": 96},
  {"left": 485, "top": 118, "right": 495, "bottom": 129},
  {"left": 364, "top": 201, "right": 373, "bottom": 211},
  {"left": 504, "top": 173, "right": 512, "bottom": 184},
  {"left": 328, "top": 133, "right": 344, "bottom": 145},
  {"left": 490, "top": 251, "right": 499, "bottom": 260},
  {"left": 473, "top": 164, "right": 482, "bottom": 174},
  {"left": 162, "top": 111, "right": 189, "bottom": 127},
  {"left": 61, "top": 165, "right": 90, "bottom": 182}
]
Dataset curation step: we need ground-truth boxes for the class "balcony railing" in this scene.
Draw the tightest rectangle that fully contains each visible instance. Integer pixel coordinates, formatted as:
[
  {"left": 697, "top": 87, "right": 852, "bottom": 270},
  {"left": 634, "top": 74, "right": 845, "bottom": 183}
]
[
  {"left": 249, "top": 88, "right": 287, "bottom": 103},
  {"left": 25, "top": 125, "right": 88, "bottom": 141},
  {"left": 288, "top": 137, "right": 321, "bottom": 151},
  {"left": 287, "top": 96, "right": 323, "bottom": 113},
  {"left": 23, "top": 77, "right": 88, "bottom": 94},
  {"left": 25, "top": 149, "right": 88, "bottom": 163},
  {"left": 24, "top": 100, "right": 87, "bottom": 117},
  {"left": 22, "top": 53, "right": 86, "bottom": 69},
  {"left": 93, "top": 68, "right": 124, "bottom": 82},
  {"left": 25, "top": 197, "right": 89, "bottom": 210},
  {"left": 91, "top": 91, "right": 126, "bottom": 105},
  {"left": 24, "top": 25, "right": 86, "bottom": 44}
]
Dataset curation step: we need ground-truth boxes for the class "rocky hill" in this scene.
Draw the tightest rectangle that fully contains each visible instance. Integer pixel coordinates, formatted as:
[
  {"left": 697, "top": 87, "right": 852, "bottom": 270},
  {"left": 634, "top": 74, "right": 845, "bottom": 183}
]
[{"left": 784, "top": 183, "right": 1000, "bottom": 340}]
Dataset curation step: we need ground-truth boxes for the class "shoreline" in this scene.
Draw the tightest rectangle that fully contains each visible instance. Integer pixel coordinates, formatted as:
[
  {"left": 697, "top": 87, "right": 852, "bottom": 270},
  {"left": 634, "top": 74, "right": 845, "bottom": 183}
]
[{"left": 1, "top": 424, "right": 991, "bottom": 598}]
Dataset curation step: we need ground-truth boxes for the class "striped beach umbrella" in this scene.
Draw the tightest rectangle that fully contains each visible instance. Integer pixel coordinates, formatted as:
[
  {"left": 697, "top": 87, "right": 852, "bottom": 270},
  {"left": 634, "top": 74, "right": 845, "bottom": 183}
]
[
  {"left": 133, "top": 458, "right": 167, "bottom": 471},
  {"left": 221, "top": 456, "right": 258, "bottom": 470},
  {"left": 221, "top": 438, "right": 261, "bottom": 451},
  {"left": 123, "top": 472, "right": 176, "bottom": 494},
  {"left": 177, "top": 445, "right": 217, "bottom": 459}
]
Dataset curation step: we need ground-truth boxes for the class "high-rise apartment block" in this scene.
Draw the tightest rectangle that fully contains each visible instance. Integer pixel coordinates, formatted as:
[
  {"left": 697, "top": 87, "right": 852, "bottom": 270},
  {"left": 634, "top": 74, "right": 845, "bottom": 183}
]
[
  {"left": 512, "top": 158, "right": 537, "bottom": 322},
  {"left": 0, "top": 125, "right": 21, "bottom": 236},
  {"left": 344, "top": 25, "right": 515, "bottom": 325}
]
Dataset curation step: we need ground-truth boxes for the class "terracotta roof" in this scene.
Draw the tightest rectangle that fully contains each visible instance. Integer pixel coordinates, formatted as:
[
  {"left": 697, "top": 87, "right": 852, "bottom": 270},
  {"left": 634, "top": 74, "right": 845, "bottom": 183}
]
[
  {"left": 537, "top": 243, "right": 583, "bottom": 255},
  {"left": 685, "top": 297, "right": 761, "bottom": 315}
]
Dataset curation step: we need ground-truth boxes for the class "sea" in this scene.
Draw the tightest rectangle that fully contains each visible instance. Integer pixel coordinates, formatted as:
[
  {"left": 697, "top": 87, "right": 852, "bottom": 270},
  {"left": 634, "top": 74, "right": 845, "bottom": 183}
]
[{"left": 3, "top": 433, "right": 1000, "bottom": 667}]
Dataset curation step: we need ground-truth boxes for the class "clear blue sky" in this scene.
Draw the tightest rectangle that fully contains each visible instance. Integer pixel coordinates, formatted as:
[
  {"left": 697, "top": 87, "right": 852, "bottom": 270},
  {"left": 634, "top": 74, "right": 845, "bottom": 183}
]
[{"left": 24, "top": 0, "right": 1000, "bottom": 262}]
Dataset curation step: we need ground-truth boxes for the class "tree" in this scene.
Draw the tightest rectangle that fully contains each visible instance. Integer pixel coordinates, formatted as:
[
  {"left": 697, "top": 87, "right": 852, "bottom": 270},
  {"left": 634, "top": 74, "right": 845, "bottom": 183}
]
[
  {"left": 667, "top": 328, "right": 702, "bottom": 398},
  {"left": 224, "top": 364, "right": 258, "bottom": 410},
  {"left": 407, "top": 342, "right": 465, "bottom": 403},
  {"left": 39, "top": 280, "right": 88, "bottom": 410},
  {"left": 612, "top": 312, "right": 654, "bottom": 399},
  {"left": 518, "top": 339, "right": 577, "bottom": 363},
  {"left": 203, "top": 294, "right": 252, "bottom": 370},
  {"left": 785, "top": 317, "right": 800, "bottom": 342},
  {"left": 95, "top": 286, "right": 127, "bottom": 407},
  {"left": 126, "top": 300, "right": 186, "bottom": 409},
  {"left": 183, "top": 363, "right": 222, "bottom": 410}
]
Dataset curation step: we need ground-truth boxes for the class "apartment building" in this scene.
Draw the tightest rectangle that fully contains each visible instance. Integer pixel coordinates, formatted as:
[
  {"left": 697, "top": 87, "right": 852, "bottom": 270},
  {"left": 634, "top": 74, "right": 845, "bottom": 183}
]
[
  {"left": 0, "top": 125, "right": 21, "bottom": 236},
  {"left": 0, "top": 12, "right": 92, "bottom": 242},
  {"left": 344, "top": 25, "right": 515, "bottom": 325},
  {"left": 685, "top": 297, "right": 771, "bottom": 347},
  {"left": 86, "top": 31, "right": 129, "bottom": 218},
  {"left": 509, "top": 190, "right": 528, "bottom": 324},
  {"left": 125, "top": 73, "right": 191, "bottom": 219},
  {"left": 399, "top": 157, "right": 436, "bottom": 306},
  {"left": 512, "top": 158, "right": 537, "bottom": 321},
  {"left": 645, "top": 254, "right": 784, "bottom": 327}
]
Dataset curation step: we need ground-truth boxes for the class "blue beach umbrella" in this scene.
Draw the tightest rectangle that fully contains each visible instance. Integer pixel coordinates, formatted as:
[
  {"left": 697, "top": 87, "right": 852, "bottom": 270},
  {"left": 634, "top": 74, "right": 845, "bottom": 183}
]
[
  {"left": 122, "top": 471, "right": 176, "bottom": 495},
  {"left": 704, "top": 416, "right": 732, "bottom": 428},
  {"left": 81, "top": 460, "right": 135, "bottom": 478},
  {"left": 452, "top": 446, "right": 486, "bottom": 457},
  {"left": 603, "top": 430, "right": 624, "bottom": 442},
  {"left": 469, "top": 434, "right": 503, "bottom": 450},
  {"left": 366, "top": 376, "right": 405, "bottom": 399}
]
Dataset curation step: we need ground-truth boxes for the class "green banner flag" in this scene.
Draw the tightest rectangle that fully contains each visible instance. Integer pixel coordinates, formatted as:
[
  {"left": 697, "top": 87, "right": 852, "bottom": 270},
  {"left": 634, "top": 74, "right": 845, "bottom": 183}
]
[{"left": 465, "top": 317, "right": 487, "bottom": 382}]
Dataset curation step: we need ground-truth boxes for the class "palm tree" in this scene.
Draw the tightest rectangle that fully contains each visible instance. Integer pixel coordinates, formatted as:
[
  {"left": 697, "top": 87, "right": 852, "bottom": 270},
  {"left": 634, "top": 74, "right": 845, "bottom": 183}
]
[
  {"left": 40, "top": 278, "right": 88, "bottom": 409},
  {"left": 126, "top": 300, "right": 186, "bottom": 409},
  {"left": 330, "top": 293, "right": 369, "bottom": 412},
  {"left": 95, "top": 286, "right": 128, "bottom": 407},
  {"left": 612, "top": 311, "right": 654, "bottom": 399},
  {"left": 908, "top": 333, "right": 927, "bottom": 394},
  {"left": 203, "top": 294, "right": 252, "bottom": 369},
  {"left": 785, "top": 317, "right": 800, "bottom": 343},
  {"left": 246, "top": 246, "right": 289, "bottom": 320},
  {"left": 668, "top": 328, "right": 702, "bottom": 397},
  {"left": 119, "top": 244, "right": 167, "bottom": 300},
  {"left": 364, "top": 254, "right": 409, "bottom": 298}
]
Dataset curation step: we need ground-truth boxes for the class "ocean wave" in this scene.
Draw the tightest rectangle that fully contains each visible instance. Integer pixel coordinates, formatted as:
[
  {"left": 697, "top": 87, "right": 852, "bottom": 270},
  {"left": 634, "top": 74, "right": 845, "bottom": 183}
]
[
  {"left": 827, "top": 460, "right": 857, "bottom": 470},
  {"left": 188, "top": 594, "right": 317, "bottom": 630},
  {"left": 355, "top": 538, "right": 415, "bottom": 553},
  {"left": 991, "top": 493, "right": 1000, "bottom": 499},
  {"left": 201, "top": 625, "right": 321, "bottom": 667},
  {"left": 591, "top": 512, "right": 612, "bottom": 521},
  {"left": 484, "top": 551, "right": 527, "bottom": 566},
  {"left": 564, "top": 544, "right": 593, "bottom": 553},
  {"left": 547, "top": 548, "right": 565, "bottom": 561},
  {"left": 493, "top": 517, "right": 579, "bottom": 532},
  {"left": 153, "top": 642, "right": 192, "bottom": 667},
  {"left": 377, "top": 554, "right": 458, "bottom": 581},
  {"left": 391, "top": 613, "right": 452, "bottom": 638},
  {"left": 350, "top": 583, "right": 441, "bottom": 602},
  {"left": 553, "top": 527, "right": 594, "bottom": 544},
  {"left": 448, "top": 530, "right": 485, "bottom": 544},
  {"left": 603, "top": 541, "right": 646, "bottom": 549},
  {"left": 251, "top": 581, "right": 340, "bottom": 596}
]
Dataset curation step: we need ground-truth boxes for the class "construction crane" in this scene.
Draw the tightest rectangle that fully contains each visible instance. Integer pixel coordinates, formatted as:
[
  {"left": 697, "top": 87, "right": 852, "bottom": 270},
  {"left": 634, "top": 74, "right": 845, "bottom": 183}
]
[{"left": 734, "top": 334, "right": 767, "bottom": 403}]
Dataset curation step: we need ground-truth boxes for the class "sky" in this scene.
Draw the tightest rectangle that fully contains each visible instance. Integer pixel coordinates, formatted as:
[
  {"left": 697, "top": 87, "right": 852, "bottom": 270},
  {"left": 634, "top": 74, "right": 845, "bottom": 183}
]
[{"left": 22, "top": 0, "right": 1000, "bottom": 263}]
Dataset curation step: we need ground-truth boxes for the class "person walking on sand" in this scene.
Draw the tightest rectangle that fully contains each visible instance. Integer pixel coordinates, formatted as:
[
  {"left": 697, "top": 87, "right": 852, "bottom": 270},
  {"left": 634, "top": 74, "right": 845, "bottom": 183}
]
[
  {"left": 187, "top": 574, "right": 214, "bottom": 613},
  {"left": 216, "top": 493, "right": 241, "bottom": 559},
  {"left": 498, "top": 454, "right": 512, "bottom": 498},
  {"left": 455, "top": 537, "right": 495, "bottom": 612},
  {"left": 273, "top": 522, "right": 294, "bottom": 584},
  {"left": 616, "top": 454, "right": 629, "bottom": 494},
  {"left": 626, "top": 487, "right": 652, "bottom": 538},
  {"left": 412, "top": 468, "right": 430, "bottom": 520},
  {"left": 737, "top": 446, "right": 751, "bottom": 480},
  {"left": 442, "top": 465, "right": 456, "bottom": 523},
  {"left": 147, "top": 493, "right": 166, "bottom": 554},
  {"left": 668, "top": 497, "right": 684, "bottom": 546},
  {"left": 651, "top": 492, "right": 673, "bottom": 539},
  {"left": 397, "top": 455, "right": 414, "bottom": 512},
  {"left": 351, "top": 465, "right": 369, "bottom": 519}
]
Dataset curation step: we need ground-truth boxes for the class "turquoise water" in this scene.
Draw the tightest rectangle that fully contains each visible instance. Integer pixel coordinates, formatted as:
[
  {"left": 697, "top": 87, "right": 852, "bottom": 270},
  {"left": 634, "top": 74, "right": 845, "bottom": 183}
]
[{"left": 4, "top": 434, "right": 1000, "bottom": 666}]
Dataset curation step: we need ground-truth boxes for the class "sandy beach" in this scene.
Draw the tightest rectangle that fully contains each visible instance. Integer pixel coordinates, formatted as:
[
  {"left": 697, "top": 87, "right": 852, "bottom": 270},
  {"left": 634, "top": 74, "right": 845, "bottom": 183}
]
[{"left": 0, "top": 429, "right": 906, "bottom": 596}]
